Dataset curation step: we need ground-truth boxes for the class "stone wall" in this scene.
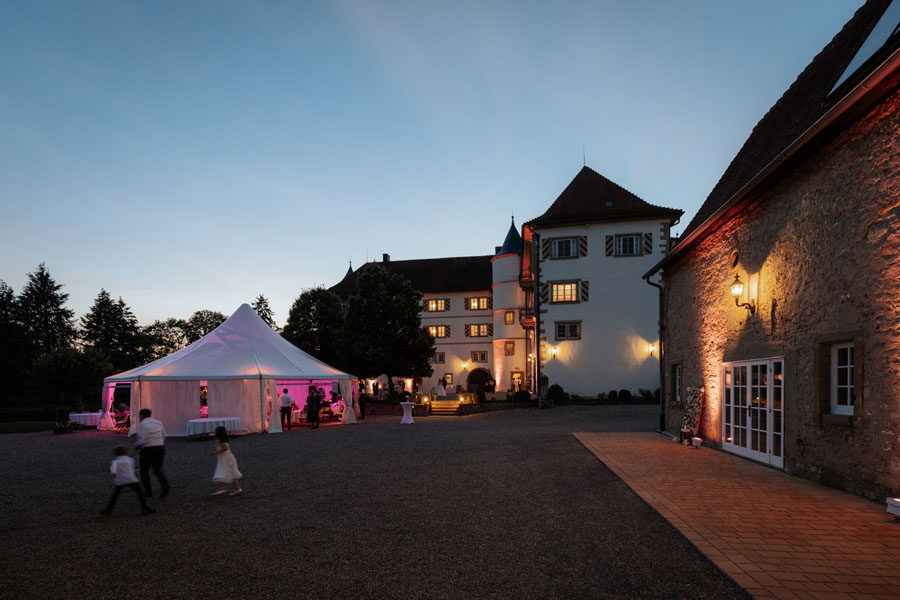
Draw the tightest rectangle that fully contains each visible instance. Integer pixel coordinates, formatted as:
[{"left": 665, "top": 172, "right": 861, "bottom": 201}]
[{"left": 662, "top": 87, "right": 900, "bottom": 500}]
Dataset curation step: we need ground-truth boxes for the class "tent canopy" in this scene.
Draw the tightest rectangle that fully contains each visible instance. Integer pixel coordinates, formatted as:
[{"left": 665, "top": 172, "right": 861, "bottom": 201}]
[
  {"left": 105, "top": 303, "right": 352, "bottom": 382},
  {"left": 101, "top": 304, "right": 355, "bottom": 435}
]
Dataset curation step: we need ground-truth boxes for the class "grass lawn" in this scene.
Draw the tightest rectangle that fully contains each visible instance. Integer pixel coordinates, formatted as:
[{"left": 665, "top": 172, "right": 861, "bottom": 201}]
[{"left": 0, "top": 422, "right": 55, "bottom": 434}]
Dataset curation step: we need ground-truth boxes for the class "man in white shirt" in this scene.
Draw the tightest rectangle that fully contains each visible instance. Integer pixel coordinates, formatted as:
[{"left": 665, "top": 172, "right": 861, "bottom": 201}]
[
  {"left": 280, "top": 388, "right": 293, "bottom": 431},
  {"left": 132, "top": 408, "right": 170, "bottom": 500}
]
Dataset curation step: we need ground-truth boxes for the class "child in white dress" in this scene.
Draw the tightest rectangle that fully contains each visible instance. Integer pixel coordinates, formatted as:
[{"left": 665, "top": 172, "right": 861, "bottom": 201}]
[{"left": 210, "top": 426, "right": 242, "bottom": 496}]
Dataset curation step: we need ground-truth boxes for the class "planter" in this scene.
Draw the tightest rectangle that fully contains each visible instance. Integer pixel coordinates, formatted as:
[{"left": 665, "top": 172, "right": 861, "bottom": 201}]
[{"left": 692, "top": 437, "right": 703, "bottom": 449}]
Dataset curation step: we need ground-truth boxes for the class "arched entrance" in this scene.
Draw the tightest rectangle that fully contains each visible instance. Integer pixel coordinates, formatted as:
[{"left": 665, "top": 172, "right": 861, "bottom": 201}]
[{"left": 466, "top": 368, "right": 491, "bottom": 393}]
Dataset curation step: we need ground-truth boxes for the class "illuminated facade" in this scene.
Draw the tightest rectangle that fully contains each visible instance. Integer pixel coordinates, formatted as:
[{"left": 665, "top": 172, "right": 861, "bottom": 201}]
[
  {"left": 330, "top": 166, "right": 682, "bottom": 396},
  {"left": 648, "top": 0, "right": 900, "bottom": 500}
]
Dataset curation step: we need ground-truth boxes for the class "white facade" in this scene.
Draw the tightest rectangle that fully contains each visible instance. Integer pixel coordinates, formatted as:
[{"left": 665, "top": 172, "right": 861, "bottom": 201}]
[
  {"left": 535, "top": 219, "right": 669, "bottom": 396},
  {"left": 420, "top": 289, "right": 494, "bottom": 394}
]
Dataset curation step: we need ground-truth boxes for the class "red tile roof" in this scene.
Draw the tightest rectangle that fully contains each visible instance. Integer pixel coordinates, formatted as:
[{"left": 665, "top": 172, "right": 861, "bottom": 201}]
[
  {"left": 526, "top": 166, "right": 682, "bottom": 228},
  {"left": 677, "top": 0, "right": 896, "bottom": 244},
  {"left": 329, "top": 255, "right": 493, "bottom": 298}
]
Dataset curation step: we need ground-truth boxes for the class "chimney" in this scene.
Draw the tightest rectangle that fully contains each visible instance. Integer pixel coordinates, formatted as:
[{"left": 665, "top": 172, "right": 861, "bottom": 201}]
[{"left": 382, "top": 253, "right": 390, "bottom": 263}]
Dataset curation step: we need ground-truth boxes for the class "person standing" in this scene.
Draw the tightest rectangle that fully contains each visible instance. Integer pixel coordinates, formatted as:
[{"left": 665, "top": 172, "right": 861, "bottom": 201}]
[
  {"left": 132, "top": 408, "right": 170, "bottom": 500},
  {"left": 306, "top": 387, "right": 320, "bottom": 429},
  {"left": 101, "top": 446, "right": 155, "bottom": 516},
  {"left": 279, "top": 388, "right": 293, "bottom": 431}
]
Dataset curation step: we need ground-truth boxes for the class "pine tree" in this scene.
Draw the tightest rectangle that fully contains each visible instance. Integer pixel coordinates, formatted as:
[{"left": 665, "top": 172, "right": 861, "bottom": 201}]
[
  {"left": 251, "top": 294, "right": 277, "bottom": 330},
  {"left": 81, "top": 289, "right": 141, "bottom": 371},
  {"left": 183, "top": 310, "right": 227, "bottom": 342},
  {"left": 16, "top": 263, "right": 76, "bottom": 357}
]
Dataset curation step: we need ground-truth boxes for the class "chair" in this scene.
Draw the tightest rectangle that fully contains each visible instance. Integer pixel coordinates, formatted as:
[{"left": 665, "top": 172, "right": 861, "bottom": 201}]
[
  {"left": 54, "top": 408, "right": 72, "bottom": 434},
  {"left": 114, "top": 412, "right": 130, "bottom": 433}
]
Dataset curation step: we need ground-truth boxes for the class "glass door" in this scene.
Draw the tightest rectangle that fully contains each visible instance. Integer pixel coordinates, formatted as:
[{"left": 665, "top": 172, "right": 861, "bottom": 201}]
[{"left": 722, "top": 358, "right": 783, "bottom": 468}]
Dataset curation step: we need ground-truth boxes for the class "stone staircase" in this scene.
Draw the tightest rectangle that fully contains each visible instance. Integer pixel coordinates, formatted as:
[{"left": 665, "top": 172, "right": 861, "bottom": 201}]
[{"left": 429, "top": 398, "right": 461, "bottom": 416}]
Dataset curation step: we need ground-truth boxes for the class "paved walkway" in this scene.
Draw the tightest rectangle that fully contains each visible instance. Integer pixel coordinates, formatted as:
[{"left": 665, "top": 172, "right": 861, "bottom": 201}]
[{"left": 575, "top": 432, "right": 900, "bottom": 600}]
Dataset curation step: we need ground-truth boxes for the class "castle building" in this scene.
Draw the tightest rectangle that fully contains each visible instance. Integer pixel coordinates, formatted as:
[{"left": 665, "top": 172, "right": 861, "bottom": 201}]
[{"left": 330, "top": 166, "right": 682, "bottom": 397}]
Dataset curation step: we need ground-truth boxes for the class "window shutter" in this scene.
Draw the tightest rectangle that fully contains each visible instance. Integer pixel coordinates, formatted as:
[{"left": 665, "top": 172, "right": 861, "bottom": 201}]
[
  {"left": 578, "top": 235, "right": 588, "bottom": 257},
  {"left": 444, "top": 298, "right": 450, "bottom": 311},
  {"left": 488, "top": 324, "right": 494, "bottom": 337},
  {"left": 487, "top": 296, "right": 493, "bottom": 309},
  {"left": 540, "top": 283, "right": 549, "bottom": 304},
  {"left": 541, "top": 239, "right": 551, "bottom": 259},
  {"left": 445, "top": 324, "right": 450, "bottom": 337},
  {"left": 580, "top": 280, "right": 589, "bottom": 302},
  {"left": 643, "top": 233, "right": 653, "bottom": 255},
  {"left": 605, "top": 235, "right": 614, "bottom": 256},
  {"left": 464, "top": 325, "right": 470, "bottom": 337},
  {"left": 464, "top": 297, "right": 470, "bottom": 310}
]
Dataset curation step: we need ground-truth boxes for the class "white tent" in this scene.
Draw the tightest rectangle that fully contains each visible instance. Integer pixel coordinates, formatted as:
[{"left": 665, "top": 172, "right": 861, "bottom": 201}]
[{"left": 100, "top": 304, "right": 356, "bottom": 435}]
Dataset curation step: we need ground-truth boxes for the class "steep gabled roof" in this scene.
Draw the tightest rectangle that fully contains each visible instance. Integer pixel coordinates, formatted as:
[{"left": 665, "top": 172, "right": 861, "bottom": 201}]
[
  {"left": 526, "top": 166, "right": 683, "bottom": 228},
  {"left": 329, "top": 255, "right": 493, "bottom": 298},
  {"left": 677, "top": 0, "right": 898, "bottom": 245}
]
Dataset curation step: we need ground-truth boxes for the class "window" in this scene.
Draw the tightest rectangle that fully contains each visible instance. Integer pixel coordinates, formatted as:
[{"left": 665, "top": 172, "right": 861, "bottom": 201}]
[
  {"left": 551, "top": 238, "right": 576, "bottom": 258},
  {"left": 615, "top": 234, "right": 642, "bottom": 256},
  {"left": 467, "top": 297, "right": 490, "bottom": 310},
  {"left": 471, "top": 351, "right": 488, "bottom": 363},
  {"left": 551, "top": 282, "right": 578, "bottom": 303},
  {"left": 555, "top": 321, "right": 581, "bottom": 340},
  {"left": 831, "top": 343, "right": 855, "bottom": 415},
  {"left": 672, "top": 363, "right": 682, "bottom": 405},
  {"left": 444, "top": 373, "right": 453, "bottom": 386},
  {"left": 468, "top": 324, "right": 490, "bottom": 337},
  {"left": 425, "top": 299, "right": 448, "bottom": 312},
  {"left": 505, "top": 341, "right": 515, "bottom": 356},
  {"left": 431, "top": 352, "right": 445, "bottom": 364},
  {"left": 428, "top": 325, "right": 449, "bottom": 338},
  {"left": 504, "top": 311, "right": 514, "bottom": 325}
]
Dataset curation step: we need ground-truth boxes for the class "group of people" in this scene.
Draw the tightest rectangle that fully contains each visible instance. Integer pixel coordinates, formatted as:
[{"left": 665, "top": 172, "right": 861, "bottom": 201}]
[
  {"left": 101, "top": 408, "right": 244, "bottom": 516},
  {"left": 279, "top": 386, "right": 334, "bottom": 430}
]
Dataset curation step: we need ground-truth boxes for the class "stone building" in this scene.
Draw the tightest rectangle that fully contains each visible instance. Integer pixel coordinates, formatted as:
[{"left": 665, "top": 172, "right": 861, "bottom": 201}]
[{"left": 645, "top": 0, "right": 900, "bottom": 500}]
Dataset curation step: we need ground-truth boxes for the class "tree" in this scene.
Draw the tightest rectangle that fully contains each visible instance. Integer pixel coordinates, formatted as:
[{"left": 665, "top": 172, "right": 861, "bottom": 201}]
[
  {"left": 141, "top": 318, "right": 189, "bottom": 361},
  {"left": 282, "top": 287, "right": 345, "bottom": 368},
  {"left": 340, "top": 264, "right": 434, "bottom": 384},
  {"left": 15, "top": 263, "right": 76, "bottom": 356},
  {"left": 0, "top": 280, "right": 28, "bottom": 406},
  {"left": 251, "top": 294, "right": 277, "bottom": 330},
  {"left": 182, "top": 310, "right": 227, "bottom": 343},
  {"left": 80, "top": 289, "right": 141, "bottom": 371},
  {"left": 31, "top": 347, "right": 113, "bottom": 411}
]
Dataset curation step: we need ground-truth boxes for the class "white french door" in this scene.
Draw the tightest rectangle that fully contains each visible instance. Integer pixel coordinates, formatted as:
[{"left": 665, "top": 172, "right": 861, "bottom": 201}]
[{"left": 722, "top": 358, "right": 783, "bottom": 468}]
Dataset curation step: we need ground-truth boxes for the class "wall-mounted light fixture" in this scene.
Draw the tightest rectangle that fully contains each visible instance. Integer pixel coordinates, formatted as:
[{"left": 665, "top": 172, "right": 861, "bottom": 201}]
[
  {"left": 550, "top": 346, "right": 559, "bottom": 358},
  {"left": 461, "top": 361, "right": 469, "bottom": 370},
  {"left": 730, "top": 274, "right": 756, "bottom": 314},
  {"left": 647, "top": 343, "right": 657, "bottom": 356}
]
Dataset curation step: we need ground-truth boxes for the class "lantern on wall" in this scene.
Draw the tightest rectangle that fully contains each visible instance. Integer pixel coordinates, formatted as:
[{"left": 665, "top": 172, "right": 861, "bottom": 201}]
[{"left": 730, "top": 274, "right": 755, "bottom": 314}]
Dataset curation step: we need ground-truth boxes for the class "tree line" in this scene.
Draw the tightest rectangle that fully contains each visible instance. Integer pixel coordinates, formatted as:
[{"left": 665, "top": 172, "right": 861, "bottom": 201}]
[{"left": 1, "top": 263, "right": 433, "bottom": 414}]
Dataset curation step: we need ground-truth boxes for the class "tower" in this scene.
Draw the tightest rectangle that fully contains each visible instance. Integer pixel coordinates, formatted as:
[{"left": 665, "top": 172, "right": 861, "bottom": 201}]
[{"left": 490, "top": 219, "right": 527, "bottom": 392}]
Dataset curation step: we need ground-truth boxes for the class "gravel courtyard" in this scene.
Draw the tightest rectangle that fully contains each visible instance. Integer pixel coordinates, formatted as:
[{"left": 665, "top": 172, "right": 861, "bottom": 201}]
[{"left": 0, "top": 405, "right": 748, "bottom": 599}]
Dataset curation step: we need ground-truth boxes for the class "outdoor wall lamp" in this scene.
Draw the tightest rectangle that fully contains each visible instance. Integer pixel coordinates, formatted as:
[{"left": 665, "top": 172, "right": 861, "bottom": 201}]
[
  {"left": 647, "top": 343, "right": 656, "bottom": 356},
  {"left": 550, "top": 346, "right": 559, "bottom": 358},
  {"left": 461, "top": 362, "right": 468, "bottom": 370},
  {"left": 730, "top": 274, "right": 756, "bottom": 314}
]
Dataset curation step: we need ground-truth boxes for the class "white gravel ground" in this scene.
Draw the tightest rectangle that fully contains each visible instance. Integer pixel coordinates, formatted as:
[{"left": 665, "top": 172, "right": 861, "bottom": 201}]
[{"left": 0, "top": 405, "right": 749, "bottom": 599}]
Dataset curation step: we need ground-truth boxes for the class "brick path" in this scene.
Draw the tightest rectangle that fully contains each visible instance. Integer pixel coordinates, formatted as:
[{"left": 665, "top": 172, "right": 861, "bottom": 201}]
[{"left": 574, "top": 432, "right": 900, "bottom": 600}]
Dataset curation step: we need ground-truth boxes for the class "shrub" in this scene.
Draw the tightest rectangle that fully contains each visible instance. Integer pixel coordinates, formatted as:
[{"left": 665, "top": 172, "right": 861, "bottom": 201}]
[
  {"left": 513, "top": 390, "right": 531, "bottom": 402},
  {"left": 607, "top": 389, "right": 618, "bottom": 403},
  {"left": 597, "top": 392, "right": 607, "bottom": 401},
  {"left": 547, "top": 384, "right": 565, "bottom": 404},
  {"left": 654, "top": 388, "right": 661, "bottom": 402},
  {"left": 618, "top": 389, "right": 633, "bottom": 403},
  {"left": 476, "top": 390, "right": 486, "bottom": 404},
  {"left": 638, "top": 388, "right": 655, "bottom": 401}
]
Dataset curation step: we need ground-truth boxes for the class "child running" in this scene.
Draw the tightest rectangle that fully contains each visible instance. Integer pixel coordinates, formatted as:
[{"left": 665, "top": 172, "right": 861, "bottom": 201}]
[
  {"left": 210, "top": 426, "right": 242, "bottom": 496},
  {"left": 102, "top": 446, "right": 155, "bottom": 516}
]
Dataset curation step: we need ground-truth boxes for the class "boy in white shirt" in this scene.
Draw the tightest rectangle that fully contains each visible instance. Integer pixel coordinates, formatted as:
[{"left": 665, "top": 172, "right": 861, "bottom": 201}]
[{"left": 101, "top": 446, "right": 155, "bottom": 516}]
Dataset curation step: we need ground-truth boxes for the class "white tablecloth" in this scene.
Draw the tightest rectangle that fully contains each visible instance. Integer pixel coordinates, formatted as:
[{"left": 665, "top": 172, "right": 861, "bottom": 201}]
[
  {"left": 70, "top": 412, "right": 102, "bottom": 427},
  {"left": 186, "top": 417, "right": 242, "bottom": 436}
]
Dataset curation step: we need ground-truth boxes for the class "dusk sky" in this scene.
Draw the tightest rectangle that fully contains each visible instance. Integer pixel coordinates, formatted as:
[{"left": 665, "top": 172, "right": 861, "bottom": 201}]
[{"left": 1, "top": 0, "right": 863, "bottom": 326}]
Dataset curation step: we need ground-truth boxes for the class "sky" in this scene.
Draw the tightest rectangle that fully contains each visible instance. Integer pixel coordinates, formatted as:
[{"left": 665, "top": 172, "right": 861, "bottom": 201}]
[{"left": 0, "top": 0, "right": 865, "bottom": 327}]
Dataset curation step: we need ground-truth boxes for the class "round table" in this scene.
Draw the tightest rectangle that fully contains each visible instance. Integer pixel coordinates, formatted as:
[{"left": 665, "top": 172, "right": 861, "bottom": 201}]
[
  {"left": 69, "top": 412, "right": 103, "bottom": 427},
  {"left": 186, "top": 417, "right": 242, "bottom": 436},
  {"left": 399, "top": 402, "right": 415, "bottom": 425}
]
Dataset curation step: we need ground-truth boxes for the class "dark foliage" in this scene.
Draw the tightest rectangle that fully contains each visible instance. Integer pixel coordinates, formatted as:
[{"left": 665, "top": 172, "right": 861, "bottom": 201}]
[
  {"left": 282, "top": 287, "right": 346, "bottom": 369},
  {"left": 548, "top": 383, "right": 565, "bottom": 404}
]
